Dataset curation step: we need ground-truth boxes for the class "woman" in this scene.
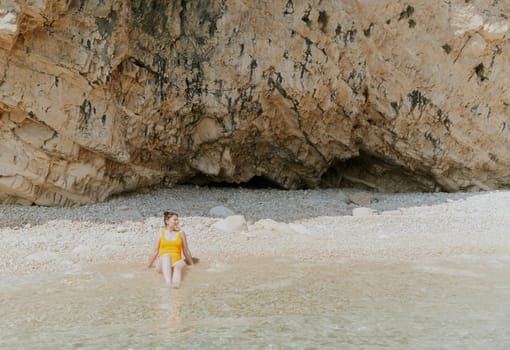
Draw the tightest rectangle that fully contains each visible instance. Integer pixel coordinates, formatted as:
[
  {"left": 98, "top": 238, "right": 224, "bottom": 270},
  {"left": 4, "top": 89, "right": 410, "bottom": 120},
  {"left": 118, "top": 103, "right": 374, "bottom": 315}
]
[{"left": 147, "top": 210, "right": 194, "bottom": 288}]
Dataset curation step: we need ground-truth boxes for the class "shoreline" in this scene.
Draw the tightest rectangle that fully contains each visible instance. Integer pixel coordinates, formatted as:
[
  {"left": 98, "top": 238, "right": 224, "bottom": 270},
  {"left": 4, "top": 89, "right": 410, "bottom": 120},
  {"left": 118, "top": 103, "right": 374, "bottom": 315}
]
[{"left": 1, "top": 186, "right": 510, "bottom": 275}]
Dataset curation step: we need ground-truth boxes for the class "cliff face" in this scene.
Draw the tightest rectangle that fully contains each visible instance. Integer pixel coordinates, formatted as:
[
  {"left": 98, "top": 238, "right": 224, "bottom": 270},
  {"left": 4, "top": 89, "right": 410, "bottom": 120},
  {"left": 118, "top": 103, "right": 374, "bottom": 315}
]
[{"left": 1, "top": 0, "right": 510, "bottom": 205}]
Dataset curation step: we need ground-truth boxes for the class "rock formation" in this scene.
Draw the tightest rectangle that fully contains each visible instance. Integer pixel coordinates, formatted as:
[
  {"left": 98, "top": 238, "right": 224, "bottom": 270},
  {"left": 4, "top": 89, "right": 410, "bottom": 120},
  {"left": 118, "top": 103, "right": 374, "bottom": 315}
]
[{"left": 1, "top": 0, "right": 510, "bottom": 205}]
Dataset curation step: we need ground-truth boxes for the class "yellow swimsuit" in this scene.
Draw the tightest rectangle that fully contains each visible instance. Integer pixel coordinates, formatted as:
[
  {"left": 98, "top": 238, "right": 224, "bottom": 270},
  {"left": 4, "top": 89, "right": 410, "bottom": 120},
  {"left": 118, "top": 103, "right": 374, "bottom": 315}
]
[{"left": 159, "top": 229, "right": 183, "bottom": 265}]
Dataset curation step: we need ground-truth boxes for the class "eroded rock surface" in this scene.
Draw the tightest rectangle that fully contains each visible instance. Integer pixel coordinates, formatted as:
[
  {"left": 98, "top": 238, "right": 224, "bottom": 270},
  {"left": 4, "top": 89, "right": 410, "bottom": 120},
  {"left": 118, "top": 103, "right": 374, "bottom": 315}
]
[{"left": 1, "top": 0, "right": 510, "bottom": 205}]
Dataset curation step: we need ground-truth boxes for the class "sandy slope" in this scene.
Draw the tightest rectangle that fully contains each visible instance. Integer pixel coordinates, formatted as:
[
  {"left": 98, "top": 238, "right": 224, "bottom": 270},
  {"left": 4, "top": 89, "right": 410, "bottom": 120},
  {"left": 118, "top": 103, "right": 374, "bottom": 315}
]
[{"left": 1, "top": 186, "right": 509, "bottom": 275}]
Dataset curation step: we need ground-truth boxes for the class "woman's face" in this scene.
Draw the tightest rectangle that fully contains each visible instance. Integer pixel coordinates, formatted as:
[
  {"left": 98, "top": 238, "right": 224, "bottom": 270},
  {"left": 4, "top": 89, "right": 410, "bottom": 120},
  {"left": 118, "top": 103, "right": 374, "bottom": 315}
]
[{"left": 165, "top": 215, "right": 179, "bottom": 229}]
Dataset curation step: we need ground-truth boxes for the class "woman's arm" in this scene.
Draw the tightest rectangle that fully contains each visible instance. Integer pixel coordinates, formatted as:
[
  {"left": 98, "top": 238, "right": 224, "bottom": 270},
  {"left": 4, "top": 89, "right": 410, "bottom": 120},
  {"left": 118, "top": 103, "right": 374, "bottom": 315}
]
[
  {"left": 181, "top": 231, "right": 194, "bottom": 265},
  {"left": 147, "top": 237, "right": 161, "bottom": 268}
]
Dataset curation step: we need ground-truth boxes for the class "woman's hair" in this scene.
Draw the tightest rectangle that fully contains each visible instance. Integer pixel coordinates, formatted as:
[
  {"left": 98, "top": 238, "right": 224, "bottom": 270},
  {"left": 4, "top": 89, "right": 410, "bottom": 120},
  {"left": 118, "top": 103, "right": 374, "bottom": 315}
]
[{"left": 163, "top": 210, "right": 179, "bottom": 223}]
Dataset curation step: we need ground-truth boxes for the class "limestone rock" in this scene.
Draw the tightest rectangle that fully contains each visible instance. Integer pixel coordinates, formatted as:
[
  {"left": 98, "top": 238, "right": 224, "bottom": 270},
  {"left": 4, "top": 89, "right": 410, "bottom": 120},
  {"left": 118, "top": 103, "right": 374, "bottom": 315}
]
[
  {"left": 352, "top": 207, "right": 376, "bottom": 217},
  {"left": 2, "top": 1, "right": 510, "bottom": 205},
  {"left": 208, "top": 205, "right": 236, "bottom": 217},
  {"left": 349, "top": 192, "right": 373, "bottom": 206},
  {"left": 212, "top": 215, "right": 247, "bottom": 233}
]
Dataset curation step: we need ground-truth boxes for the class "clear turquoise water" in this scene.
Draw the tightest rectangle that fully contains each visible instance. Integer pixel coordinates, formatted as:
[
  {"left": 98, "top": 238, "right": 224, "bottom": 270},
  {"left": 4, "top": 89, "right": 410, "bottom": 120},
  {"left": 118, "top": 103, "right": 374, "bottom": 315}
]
[{"left": 1, "top": 256, "right": 509, "bottom": 349}]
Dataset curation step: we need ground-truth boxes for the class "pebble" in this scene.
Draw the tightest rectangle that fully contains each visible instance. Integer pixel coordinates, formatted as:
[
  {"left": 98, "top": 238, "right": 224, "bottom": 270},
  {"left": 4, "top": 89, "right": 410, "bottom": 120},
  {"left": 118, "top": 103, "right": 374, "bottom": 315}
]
[{"left": 0, "top": 186, "right": 509, "bottom": 275}]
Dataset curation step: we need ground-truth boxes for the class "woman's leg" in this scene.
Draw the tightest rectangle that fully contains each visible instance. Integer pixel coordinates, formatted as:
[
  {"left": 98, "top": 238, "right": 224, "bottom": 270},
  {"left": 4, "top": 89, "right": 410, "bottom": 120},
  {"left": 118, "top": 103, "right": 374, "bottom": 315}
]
[
  {"left": 156, "top": 257, "right": 162, "bottom": 273},
  {"left": 161, "top": 254, "right": 172, "bottom": 285},
  {"left": 171, "top": 259, "right": 186, "bottom": 288}
]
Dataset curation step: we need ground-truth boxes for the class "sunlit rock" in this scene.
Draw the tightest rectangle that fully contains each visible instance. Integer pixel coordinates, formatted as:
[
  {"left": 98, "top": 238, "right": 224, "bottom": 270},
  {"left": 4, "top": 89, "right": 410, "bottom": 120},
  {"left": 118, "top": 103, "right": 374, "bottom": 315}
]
[{"left": 2, "top": 0, "right": 510, "bottom": 205}]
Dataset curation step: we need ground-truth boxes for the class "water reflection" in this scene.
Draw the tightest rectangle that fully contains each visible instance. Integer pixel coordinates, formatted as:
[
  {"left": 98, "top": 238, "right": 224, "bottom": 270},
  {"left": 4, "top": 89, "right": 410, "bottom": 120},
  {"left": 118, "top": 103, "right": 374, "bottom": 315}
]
[
  {"left": 156, "top": 287, "right": 194, "bottom": 340},
  {"left": 1, "top": 256, "right": 509, "bottom": 349}
]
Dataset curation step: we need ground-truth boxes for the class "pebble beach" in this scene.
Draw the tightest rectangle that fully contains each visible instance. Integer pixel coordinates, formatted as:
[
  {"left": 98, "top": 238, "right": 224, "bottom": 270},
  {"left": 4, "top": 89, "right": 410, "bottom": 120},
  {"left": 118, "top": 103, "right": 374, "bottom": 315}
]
[{"left": 1, "top": 186, "right": 510, "bottom": 275}]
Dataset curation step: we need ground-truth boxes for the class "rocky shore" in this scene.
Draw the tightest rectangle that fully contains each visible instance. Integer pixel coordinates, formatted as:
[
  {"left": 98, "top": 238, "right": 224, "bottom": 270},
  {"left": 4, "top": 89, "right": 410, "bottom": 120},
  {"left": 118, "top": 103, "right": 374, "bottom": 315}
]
[{"left": 1, "top": 186, "right": 509, "bottom": 275}]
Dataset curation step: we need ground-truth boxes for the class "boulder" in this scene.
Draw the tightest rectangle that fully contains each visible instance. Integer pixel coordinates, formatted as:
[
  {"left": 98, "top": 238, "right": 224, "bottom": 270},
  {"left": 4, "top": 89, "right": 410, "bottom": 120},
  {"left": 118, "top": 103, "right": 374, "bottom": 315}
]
[
  {"left": 208, "top": 206, "right": 236, "bottom": 217},
  {"left": 212, "top": 215, "right": 248, "bottom": 233}
]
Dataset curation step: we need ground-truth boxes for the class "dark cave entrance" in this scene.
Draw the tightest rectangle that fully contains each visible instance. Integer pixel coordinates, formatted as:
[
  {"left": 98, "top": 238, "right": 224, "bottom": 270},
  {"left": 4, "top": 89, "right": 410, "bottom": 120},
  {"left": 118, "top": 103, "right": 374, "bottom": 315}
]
[
  {"left": 184, "top": 151, "right": 441, "bottom": 192},
  {"left": 187, "top": 175, "right": 285, "bottom": 189},
  {"left": 319, "top": 151, "right": 441, "bottom": 192}
]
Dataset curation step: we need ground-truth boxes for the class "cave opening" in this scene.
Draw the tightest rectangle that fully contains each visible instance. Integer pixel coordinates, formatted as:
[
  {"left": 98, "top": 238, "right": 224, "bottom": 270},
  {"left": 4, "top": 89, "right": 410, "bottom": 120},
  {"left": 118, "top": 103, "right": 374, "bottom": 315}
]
[
  {"left": 319, "top": 151, "right": 441, "bottom": 193},
  {"left": 188, "top": 175, "right": 285, "bottom": 189},
  {"left": 185, "top": 151, "right": 441, "bottom": 192}
]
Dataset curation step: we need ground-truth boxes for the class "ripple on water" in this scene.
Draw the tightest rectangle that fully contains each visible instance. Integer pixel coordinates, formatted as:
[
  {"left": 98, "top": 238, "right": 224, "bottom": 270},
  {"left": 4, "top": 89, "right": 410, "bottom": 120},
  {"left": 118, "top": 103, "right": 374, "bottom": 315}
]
[{"left": 1, "top": 258, "right": 510, "bottom": 349}]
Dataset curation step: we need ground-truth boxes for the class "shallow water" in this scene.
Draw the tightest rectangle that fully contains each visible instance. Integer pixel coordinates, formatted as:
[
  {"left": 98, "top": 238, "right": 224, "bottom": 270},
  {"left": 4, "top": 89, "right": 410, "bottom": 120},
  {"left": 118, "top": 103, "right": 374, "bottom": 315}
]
[{"left": 1, "top": 256, "right": 509, "bottom": 349}]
